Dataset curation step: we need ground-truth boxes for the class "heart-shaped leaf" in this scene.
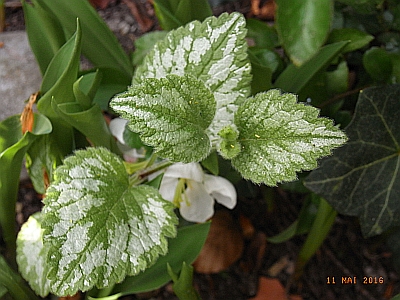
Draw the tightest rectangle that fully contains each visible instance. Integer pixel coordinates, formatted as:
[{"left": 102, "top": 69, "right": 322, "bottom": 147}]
[
  {"left": 133, "top": 12, "right": 251, "bottom": 144},
  {"left": 17, "top": 213, "right": 50, "bottom": 297},
  {"left": 305, "top": 84, "right": 400, "bottom": 237},
  {"left": 110, "top": 74, "right": 215, "bottom": 163},
  {"left": 41, "top": 147, "right": 178, "bottom": 296},
  {"left": 232, "top": 89, "right": 347, "bottom": 185}
]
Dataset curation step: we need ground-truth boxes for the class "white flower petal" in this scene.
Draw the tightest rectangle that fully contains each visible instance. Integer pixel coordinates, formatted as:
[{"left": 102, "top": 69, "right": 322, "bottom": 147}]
[
  {"left": 180, "top": 181, "right": 214, "bottom": 222},
  {"left": 159, "top": 176, "right": 179, "bottom": 202},
  {"left": 109, "top": 118, "right": 128, "bottom": 144},
  {"left": 204, "top": 174, "right": 237, "bottom": 209},
  {"left": 164, "top": 162, "right": 204, "bottom": 182}
]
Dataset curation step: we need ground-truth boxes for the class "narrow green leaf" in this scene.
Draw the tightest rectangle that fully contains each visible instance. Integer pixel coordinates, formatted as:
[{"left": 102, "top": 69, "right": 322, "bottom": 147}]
[
  {"left": 132, "top": 31, "right": 168, "bottom": 67},
  {"left": 22, "top": 0, "right": 66, "bottom": 75},
  {"left": 133, "top": 12, "right": 252, "bottom": 144},
  {"left": 112, "top": 223, "right": 210, "bottom": 295},
  {"left": 0, "top": 254, "right": 41, "bottom": 300},
  {"left": 232, "top": 89, "right": 347, "bottom": 185},
  {"left": 276, "top": 0, "right": 333, "bottom": 65},
  {"left": 305, "top": 85, "right": 400, "bottom": 237},
  {"left": 274, "top": 41, "right": 348, "bottom": 93},
  {"left": 168, "top": 262, "right": 200, "bottom": 300},
  {"left": 36, "top": 0, "right": 133, "bottom": 78},
  {"left": 42, "top": 147, "right": 178, "bottom": 296},
  {"left": 51, "top": 101, "right": 119, "bottom": 152},
  {"left": 111, "top": 74, "right": 215, "bottom": 163},
  {"left": 154, "top": 0, "right": 212, "bottom": 30},
  {"left": 0, "top": 114, "right": 52, "bottom": 258},
  {"left": 16, "top": 212, "right": 50, "bottom": 297}
]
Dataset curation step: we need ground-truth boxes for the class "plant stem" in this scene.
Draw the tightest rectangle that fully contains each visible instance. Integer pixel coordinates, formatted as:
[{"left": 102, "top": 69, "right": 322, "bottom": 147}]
[{"left": 0, "top": 255, "right": 41, "bottom": 300}]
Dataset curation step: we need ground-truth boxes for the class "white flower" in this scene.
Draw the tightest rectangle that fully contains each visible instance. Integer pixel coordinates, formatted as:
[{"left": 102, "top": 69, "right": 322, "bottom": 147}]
[
  {"left": 159, "top": 162, "right": 237, "bottom": 223},
  {"left": 109, "top": 118, "right": 145, "bottom": 162}
]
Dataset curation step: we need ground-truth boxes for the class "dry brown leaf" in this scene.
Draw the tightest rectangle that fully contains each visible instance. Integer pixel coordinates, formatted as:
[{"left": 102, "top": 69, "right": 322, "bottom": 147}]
[
  {"left": 250, "top": 0, "right": 276, "bottom": 20},
  {"left": 193, "top": 210, "right": 244, "bottom": 274},
  {"left": 20, "top": 92, "right": 39, "bottom": 134},
  {"left": 249, "top": 277, "right": 302, "bottom": 300}
]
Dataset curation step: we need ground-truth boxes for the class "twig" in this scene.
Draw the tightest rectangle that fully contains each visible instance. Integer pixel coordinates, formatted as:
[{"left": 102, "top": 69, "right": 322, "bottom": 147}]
[{"left": 317, "top": 85, "right": 370, "bottom": 109}]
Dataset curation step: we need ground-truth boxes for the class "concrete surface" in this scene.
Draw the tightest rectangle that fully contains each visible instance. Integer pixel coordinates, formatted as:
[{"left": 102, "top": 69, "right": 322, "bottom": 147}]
[{"left": 0, "top": 31, "right": 42, "bottom": 121}]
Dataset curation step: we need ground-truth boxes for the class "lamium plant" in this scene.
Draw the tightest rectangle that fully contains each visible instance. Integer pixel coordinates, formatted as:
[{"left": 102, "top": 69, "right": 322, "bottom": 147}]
[{"left": 2, "top": 0, "right": 400, "bottom": 299}]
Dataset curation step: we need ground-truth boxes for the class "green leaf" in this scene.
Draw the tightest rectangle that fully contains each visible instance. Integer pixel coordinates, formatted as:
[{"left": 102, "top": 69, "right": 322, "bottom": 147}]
[
  {"left": 363, "top": 47, "right": 393, "bottom": 82},
  {"left": 22, "top": 0, "right": 66, "bottom": 75},
  {"left": 0, "top": 114, "right": 52, "bottom": 257},
  {"left": 133, "top": 12, "right": 252, "bottom": 144},
  {"left": 112, "top": 223, "right": 210, "bottom": 295},
  {"left": 110, "top": 74, "right": 216, "bottom": 163},
  {"left": 51, "top": 101, "right": 119, "bottom": 152},
  {"left": 274, "top": 41, "right": 349, "bottom": 94},
  {"left": 231, "top": 89, "right": 347, "bottom": 185},
  {"left": 35, "top": 0, "right": 133, "bottom": 78},
  {"left": 246, "top": 18, "right": 279, "bottom": 49},
  {"left": 0, "top": 254, "right": 41, "bottom": 300},
  {"left": 327, "top": 28, "right": 374, "bottom": 53},
  {"left": 168, "top": 262, "right": 200, "bottom": 300},
  {"left": 42, "top": 147, "right": 178, "bottom": 296},
  {"left": 153, "top": 0, "right": 212, "bottom": 30},
  {"left": 305, "top": 85, "right": 400, "bottom": 237},
  {"left": 132, "top": 31, "right": 168, "bottom": 67},
  {"left": 276, "top": 0, "right": 333, "bottom": 65},
  {"left": 16, "top": 212, "right": 50, "bottom": 298}
]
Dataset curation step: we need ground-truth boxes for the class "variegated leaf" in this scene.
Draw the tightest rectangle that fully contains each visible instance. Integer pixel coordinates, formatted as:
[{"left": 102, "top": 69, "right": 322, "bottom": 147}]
[
  {"left": 232, "top": 89, "right": 348, "bottom": 185},
  {"left": 132, "top": 12, "right": 252, "bottom": 145},
  {"left": 16, "top": 212, "right": 50, "bottom": 298},
  {"left": 41, "top": 147, "right": 178, "bottom": 296},
  {"left": 110, "top": 74, "right": 215, "bottom": 163}
]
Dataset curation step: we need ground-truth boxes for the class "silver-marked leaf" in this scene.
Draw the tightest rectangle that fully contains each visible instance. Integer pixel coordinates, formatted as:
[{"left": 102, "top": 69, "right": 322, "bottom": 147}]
[
  {"left": 42, "top": 147, "right": 178, "bottom": 296},
  {"left": 305, "top": 85, "right": 400, "bottom": 237},
  {"left": 133, "top": 12, "right": 252, "bottom": 144},
  {"left": 17, "top": 212, "right": 50, "bottom": 298},
  {"left": 110, "top": 74, "right": 215, "bottom": 163},
  {"left": 232, "top": 89, "right": 347, "bottom": 185}
]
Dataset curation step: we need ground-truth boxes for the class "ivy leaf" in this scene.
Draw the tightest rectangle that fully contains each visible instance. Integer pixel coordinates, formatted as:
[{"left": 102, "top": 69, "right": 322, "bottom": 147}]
[
  {"left": 110, "top": 74, "right": 215, "bottom": 163},
  {"left": 133, "top": 12, "right": 252, "bottom": 144},
  {"left": 305, "top": 85, "right": 400, "bottom": 237},
  {"left": 231, "top": 89, "right": 347, "bottom": 185},
  {"left": 42, "top": 147, "right": 178, "bottom": 296},
  {"left": 17, "top": 212, "right": 50, "bottom": 298}
]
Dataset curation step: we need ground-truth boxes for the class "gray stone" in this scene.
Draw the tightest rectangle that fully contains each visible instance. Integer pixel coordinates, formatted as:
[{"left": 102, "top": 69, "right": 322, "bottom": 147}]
[{"left": 0, "top": 31, "right": 42, "bottom": 121}]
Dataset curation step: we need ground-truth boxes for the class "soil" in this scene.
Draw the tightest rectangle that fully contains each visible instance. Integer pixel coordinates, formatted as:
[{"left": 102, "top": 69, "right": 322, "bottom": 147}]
[{"left": 2, "top": 1, "right": 400, "bottom": 299}]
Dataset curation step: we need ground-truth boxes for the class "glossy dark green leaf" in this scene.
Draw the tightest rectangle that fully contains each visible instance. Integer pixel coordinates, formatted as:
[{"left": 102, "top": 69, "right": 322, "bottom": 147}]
[
  {"left": 363, "top": 47, "right": 393, "bottom": 82},
  {"left": 248, "top": 49, "right": 273, "bottom": 95},
  {"left": 276, "top": 0, "right": 333, "bottom": 65},
  {"left": 246, "top": 18, "right": 278, "bottom": 49},
  {"left": 112, "top": 223, "right": 210, "bottom": 295},
  {"left": 336, "top": 0, "right": 384, "bottom": 14},
  {"left": 22, "top": 0, "right": 65, "bottom": 75},
  {"left": 274, "top": 41, "right": 348, "bottom": 93},
  {"left": 327, "top": 28, "right": 374, "bottom": 53},
  {"left": 305, "top": 85, "right": 400, "bottom": 237},
  {"left": 0, "top": 114, "right": 52, "bottom": 257},
  {"left": 154, "top": 0, "right": 212, "bottom": 30}
]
